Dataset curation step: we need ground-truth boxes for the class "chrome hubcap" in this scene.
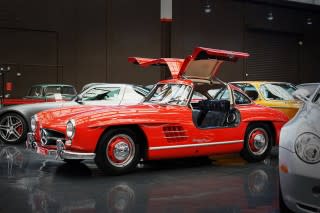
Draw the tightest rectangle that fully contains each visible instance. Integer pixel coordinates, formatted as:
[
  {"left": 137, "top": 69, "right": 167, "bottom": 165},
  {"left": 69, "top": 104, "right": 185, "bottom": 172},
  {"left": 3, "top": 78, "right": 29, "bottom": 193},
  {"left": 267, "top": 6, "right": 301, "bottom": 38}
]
[
  {"left": 248, "top": 128, "right": 268, "bottom": 156},
  {"left": 106, "top": 134, "right": 135, "bottom": 167},
  {"left": 0, "top": 115, "right": 23, "bottom": 142},
  {"left": 253, "top": 134, "right": 266, "bottom": 150},
  {"left": 113, "top": 142, "right": 130, "bottom": 161}
]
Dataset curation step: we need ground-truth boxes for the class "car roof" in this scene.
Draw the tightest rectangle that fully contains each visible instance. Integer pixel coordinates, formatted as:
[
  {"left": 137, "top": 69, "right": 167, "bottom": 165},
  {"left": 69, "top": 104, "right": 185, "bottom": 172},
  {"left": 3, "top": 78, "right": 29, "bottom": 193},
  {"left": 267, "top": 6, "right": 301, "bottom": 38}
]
[
  {"left": 298, "top": 83, "right": 320, "bottom": 86},
  {"left": 31, "top": 84, "right": 75, "bottom": 87}
]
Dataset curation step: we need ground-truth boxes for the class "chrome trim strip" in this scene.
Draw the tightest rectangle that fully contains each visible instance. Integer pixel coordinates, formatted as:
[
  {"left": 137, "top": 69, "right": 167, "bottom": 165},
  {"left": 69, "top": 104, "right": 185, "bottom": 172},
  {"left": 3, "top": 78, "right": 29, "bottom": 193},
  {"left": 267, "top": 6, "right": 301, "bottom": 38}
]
[
  {"left": 149, "top": 140, "right": 243, "bottom": 151},
  {"left": 164, "top": 136, "right": 188, "bottom": 139}
]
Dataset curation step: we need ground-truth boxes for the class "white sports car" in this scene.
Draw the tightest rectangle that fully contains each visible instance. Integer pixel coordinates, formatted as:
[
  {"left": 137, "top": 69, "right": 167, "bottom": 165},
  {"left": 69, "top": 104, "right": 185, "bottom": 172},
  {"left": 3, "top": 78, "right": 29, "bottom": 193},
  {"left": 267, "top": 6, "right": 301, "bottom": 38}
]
[{"left": 279, "top": 84, "right": 320, "bottom": 212}]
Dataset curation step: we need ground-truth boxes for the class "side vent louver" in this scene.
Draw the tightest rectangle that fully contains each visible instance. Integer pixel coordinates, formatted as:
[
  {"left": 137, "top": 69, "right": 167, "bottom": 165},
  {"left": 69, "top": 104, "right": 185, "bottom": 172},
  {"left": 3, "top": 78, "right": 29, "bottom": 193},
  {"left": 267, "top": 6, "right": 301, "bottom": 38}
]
[{"left": 163, "top": 126, "right": 188, "bottom": 142}]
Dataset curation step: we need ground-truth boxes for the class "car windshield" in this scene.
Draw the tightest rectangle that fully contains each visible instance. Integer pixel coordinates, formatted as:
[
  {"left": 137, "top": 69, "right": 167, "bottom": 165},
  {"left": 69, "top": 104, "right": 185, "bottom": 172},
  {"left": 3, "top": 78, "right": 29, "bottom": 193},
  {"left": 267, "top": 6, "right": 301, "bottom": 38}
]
[
  {"left": 45, "top": 86, "right": 76, "bottom": 96},
  {"left": 133, "top": 86, "right": 150, "bottom": 97},
  {"left": 145, "top": 83, "right": 192, "bottom": 105},
  {"left": 260, "top": 83, "right": 296, "bottom": 101},
  {"left": 27, "top": 86, "right": 42, "bottom": 97},
  {"left": 298, "top": 84, "right": 320, "bottom": 97}
]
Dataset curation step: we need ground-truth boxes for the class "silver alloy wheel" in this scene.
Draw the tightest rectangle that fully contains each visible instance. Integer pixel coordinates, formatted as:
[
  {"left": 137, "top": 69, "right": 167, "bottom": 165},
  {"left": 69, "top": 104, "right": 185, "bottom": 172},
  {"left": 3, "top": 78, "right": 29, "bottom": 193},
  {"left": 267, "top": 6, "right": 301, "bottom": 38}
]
[
  {"left": 0, "top": 115, "right": 23, "bottom": 142},
  {"left": 106, "top": 134, "right": 135, "bottom": 168},
  {"left": 247, "top": 128, "right": 269, "bottom": 156}
]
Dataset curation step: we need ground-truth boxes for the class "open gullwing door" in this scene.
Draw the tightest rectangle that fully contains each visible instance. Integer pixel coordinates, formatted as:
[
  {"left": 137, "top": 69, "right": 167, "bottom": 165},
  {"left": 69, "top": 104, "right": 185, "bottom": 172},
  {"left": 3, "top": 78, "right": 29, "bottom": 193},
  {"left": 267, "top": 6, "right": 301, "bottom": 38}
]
[{"left": 128, "top": 47, "right": 249, "bottom": 80}]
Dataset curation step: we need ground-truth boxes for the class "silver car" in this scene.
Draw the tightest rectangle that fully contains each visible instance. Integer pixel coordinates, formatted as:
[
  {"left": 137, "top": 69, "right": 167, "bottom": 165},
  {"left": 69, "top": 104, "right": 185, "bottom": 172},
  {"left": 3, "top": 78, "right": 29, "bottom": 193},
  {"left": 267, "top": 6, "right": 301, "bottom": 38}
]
[
  {"left": 0, "top": 84, "right": 149, "bottom": 144},
  {"left": 279, "top": 84, "right": 320, "bottom": 212}
]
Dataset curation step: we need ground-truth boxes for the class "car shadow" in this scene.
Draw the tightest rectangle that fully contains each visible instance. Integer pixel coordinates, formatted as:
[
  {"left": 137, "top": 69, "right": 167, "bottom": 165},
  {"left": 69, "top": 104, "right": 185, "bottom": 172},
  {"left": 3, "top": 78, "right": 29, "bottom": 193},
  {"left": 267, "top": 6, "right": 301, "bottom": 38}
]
[{"left": 55, "top": 162, "right": 92, "bottom": 177}]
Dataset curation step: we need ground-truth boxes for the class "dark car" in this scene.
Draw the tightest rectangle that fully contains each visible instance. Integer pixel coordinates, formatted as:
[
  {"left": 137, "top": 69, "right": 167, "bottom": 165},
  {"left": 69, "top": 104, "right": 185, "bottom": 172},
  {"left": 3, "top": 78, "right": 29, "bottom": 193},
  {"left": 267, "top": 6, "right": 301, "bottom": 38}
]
[
  {"left": 1, "top": 84, "right": 77, "bottom": 106},
  {"left": 0, "top": 83, "right": 149, "bottom": 144},
  {"left": 25, "top": 84, "right": 77, "bottom": 100}
]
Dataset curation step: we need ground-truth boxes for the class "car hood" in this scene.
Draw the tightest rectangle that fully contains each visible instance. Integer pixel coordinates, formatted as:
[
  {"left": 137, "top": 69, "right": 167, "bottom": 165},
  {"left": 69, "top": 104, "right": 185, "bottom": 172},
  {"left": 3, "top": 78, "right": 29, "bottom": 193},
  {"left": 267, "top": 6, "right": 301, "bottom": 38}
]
[
  {"left": 129, "top": 47, "right": 249, "bottom": 80},
  {"left": 37, "top": 103, "right": 175, "bottom": 130}
]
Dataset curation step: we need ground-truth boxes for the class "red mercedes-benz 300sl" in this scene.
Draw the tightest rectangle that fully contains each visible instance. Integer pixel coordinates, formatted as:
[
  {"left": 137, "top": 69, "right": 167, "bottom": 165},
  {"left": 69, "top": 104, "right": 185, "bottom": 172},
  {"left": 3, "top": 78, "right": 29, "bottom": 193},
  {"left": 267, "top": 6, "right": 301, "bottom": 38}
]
[{"left": 26, "top": 47, "right": 289, "bottom": 175}]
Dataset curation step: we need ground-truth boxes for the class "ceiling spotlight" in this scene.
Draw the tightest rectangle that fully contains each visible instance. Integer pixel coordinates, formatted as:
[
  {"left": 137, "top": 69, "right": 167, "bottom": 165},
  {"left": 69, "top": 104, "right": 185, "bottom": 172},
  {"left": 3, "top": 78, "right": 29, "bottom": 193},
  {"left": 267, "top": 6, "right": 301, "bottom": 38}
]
[
  {"left": 267, "top": 12, "right": 274, "bottom": 21},
  {"left": 204, "top": 4, "right": 211, "bottom": 14},
  {"left": 203, "top": 0, "right": 212, "bottom": 14},
  {"left": 307, "top": 17, "right": 313, "bottom": 25}
]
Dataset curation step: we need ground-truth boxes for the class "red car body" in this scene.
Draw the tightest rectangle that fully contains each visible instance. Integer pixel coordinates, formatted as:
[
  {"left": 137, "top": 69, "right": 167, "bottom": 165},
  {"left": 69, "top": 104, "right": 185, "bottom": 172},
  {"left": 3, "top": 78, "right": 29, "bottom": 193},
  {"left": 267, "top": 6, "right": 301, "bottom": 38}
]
[
  {"left": 1, "top": 98, "right": 58, "bottom": 106},
  {"left": 27, "top": 47, "right": 289, "bottom": 175}
]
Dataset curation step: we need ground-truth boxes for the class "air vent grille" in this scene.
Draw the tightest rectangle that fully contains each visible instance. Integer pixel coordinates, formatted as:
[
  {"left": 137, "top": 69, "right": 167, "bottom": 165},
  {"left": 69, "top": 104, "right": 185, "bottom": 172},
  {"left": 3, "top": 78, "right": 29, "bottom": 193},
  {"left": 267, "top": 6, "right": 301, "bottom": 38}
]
[{"left": 163, "top": 126, "right": 188, "bottom": 142}]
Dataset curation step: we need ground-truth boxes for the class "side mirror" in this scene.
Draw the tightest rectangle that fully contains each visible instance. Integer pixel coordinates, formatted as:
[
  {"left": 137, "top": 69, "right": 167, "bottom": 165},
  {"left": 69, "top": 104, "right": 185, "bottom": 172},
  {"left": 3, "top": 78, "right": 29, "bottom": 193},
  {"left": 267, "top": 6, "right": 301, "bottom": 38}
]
[
  {"left": 74, "top": 94, "right": 84, "bottom": 103},
  {"left": 292, "top": 88, "right": 311, "bottom": 102}
]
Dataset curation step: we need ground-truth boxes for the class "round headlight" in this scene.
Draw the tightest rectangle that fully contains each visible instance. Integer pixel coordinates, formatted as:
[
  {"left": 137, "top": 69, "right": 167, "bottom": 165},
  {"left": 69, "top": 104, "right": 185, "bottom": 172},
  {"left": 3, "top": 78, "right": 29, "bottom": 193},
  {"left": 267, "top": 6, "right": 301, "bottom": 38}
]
[
  {"left": 295, "top": 132, "right": 320, "bottom": 164},
  {"left": 66, "top": 120, "right": 76, "bottom": 139},
  {"left": 30, "top": 115, "right": 37, "bottom": 132}
]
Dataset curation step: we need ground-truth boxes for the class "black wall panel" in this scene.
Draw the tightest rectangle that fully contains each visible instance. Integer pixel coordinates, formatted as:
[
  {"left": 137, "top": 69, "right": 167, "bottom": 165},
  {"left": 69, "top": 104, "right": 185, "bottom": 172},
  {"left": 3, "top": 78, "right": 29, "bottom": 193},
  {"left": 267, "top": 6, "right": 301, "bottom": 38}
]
[
  {"left": 245, "top": 30, "right": 300, "bottom": 82},
  {"left": 0, "top": 0, "right": 319, "bottom": 97},
  {"left": 172, "top": 0, "right": 245, "bottom": 82},
  {"left": 107, "top": 0, "right": 161, "bottom": 85},
  {"left": 0, "top": 29, "right": 58, "bottom": 97}
]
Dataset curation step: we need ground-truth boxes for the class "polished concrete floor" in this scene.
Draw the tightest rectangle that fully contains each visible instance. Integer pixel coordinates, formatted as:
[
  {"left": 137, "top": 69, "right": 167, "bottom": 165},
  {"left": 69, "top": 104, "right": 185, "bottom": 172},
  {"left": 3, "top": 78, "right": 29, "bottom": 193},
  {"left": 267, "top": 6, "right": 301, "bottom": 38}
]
[{"left": 0, "top": 143, "right": 281, "bottom": 213}]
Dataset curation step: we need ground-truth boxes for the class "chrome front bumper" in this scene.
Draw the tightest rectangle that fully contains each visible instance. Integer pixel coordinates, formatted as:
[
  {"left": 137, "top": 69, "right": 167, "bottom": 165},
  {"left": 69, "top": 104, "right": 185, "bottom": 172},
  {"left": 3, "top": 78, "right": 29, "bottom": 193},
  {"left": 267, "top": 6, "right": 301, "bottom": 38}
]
[{"left": 26, "top": 132, "right": 95, "bottom": 160}]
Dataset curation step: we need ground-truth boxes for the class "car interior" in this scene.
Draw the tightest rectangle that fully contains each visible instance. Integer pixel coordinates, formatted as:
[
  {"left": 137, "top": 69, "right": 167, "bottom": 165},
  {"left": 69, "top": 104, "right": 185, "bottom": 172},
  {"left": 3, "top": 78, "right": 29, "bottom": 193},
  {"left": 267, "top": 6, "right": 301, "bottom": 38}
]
[{"left": 190, "top": 82, "right": 241, "bottom": 129}]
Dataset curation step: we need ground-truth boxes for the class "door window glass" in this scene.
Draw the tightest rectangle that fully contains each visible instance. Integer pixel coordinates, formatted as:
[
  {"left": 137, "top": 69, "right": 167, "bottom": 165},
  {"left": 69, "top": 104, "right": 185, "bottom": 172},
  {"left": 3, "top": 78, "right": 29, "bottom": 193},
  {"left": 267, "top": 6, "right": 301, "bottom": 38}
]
[
  {"left": 313, "top": 90, "right": 320, "bottom": 105},
  {"left": 215, "top": 88, "right": 230, "bottom": 101}
]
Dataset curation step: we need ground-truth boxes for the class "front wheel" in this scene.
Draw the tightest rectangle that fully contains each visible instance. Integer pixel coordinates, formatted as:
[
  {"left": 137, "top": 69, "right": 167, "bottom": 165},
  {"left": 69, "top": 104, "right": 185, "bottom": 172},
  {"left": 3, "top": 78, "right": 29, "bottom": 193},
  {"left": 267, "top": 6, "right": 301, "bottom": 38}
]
[
  {"left": 95, "top": 128, "right": 140, "bottom": 175},
  {"left": 241, "top": 123, "right": 272, "bottom": 162},
  {"left": 0, "top": 113, "right": 28, "bottom": 144}
]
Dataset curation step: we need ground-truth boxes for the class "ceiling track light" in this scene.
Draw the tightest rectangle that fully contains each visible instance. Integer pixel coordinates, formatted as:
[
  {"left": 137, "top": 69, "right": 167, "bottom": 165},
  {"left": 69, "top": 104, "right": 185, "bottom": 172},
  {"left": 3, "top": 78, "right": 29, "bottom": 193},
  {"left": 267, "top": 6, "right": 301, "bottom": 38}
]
[
  {"left": 307, "top": 17, "right": 313, "bottom": 25},
  {"left": 267, "top": 12, "right": 274, "bottom": 21},
  {"left": 204, "top": 0, "right": 212, "bottom": 14}
]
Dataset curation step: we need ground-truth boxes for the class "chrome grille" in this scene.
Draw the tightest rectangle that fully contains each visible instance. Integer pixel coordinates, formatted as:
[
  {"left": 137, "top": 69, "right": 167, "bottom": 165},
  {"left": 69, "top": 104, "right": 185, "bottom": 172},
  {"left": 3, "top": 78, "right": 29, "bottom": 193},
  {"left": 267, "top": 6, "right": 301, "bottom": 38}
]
[{"left": 40, "top": 128, "right": 65, "bottom": 146}]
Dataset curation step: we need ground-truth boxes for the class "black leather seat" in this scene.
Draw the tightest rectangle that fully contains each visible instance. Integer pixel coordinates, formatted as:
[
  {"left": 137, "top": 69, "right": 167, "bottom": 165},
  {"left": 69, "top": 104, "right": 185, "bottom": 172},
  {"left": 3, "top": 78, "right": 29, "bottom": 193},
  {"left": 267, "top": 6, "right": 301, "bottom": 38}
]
[
  {"left": 194, "top": 100, "right": 230, "bottom": 128},
  {"left": 197, "top": 100, "right": 230, "bottom": 112}
]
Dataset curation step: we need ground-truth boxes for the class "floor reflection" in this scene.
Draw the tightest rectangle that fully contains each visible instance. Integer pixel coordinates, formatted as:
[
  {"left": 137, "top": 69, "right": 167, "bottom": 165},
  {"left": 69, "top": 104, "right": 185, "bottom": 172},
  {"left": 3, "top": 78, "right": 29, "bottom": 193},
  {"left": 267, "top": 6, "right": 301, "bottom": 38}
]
[
  {"left": 0, "top": 144, "right": 25, "bottom": 177},
  {"left": 0, "top": 144, "right": 281, "bottom": 213}
]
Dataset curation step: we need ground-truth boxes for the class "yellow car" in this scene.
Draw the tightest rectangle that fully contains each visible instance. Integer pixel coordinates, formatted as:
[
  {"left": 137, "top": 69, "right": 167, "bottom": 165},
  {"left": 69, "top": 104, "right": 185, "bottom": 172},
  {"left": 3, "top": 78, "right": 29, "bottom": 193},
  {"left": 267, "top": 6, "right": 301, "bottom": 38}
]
[{"left": 231, "top": 81, "right": 301, "bottom": 119}]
